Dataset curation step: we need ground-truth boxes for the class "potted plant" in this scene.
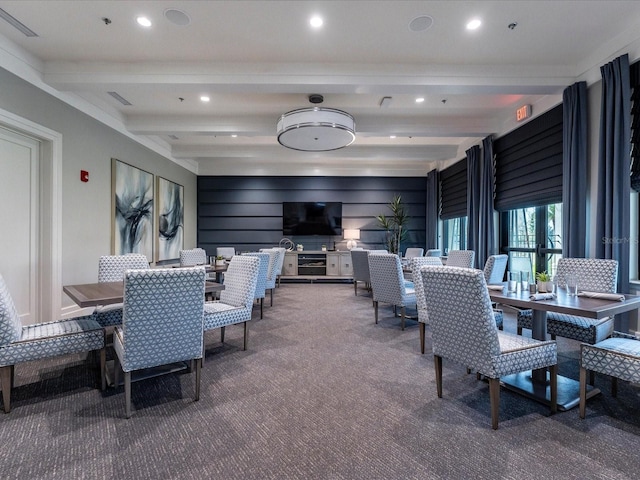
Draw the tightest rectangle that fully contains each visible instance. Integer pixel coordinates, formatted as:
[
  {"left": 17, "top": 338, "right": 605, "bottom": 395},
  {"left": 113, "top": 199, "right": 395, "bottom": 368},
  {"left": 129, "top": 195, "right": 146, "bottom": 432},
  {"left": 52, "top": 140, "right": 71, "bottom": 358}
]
[
  {"left": 535, "top": 271, "right": 552, "bottom": 293},
  {"left": 375, "top": 195, "right": 409, "bottom": 255},
  {"left": 215, "top": 255, "right": 226, "bottom": 266}
]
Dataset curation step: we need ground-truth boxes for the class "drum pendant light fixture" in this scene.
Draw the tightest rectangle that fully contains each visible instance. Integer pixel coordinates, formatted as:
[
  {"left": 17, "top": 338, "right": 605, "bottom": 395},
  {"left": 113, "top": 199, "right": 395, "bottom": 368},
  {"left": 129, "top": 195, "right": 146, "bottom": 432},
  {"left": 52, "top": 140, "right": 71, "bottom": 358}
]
[{"left": 277, "top": 97, "right": 355, "bottom": 151}]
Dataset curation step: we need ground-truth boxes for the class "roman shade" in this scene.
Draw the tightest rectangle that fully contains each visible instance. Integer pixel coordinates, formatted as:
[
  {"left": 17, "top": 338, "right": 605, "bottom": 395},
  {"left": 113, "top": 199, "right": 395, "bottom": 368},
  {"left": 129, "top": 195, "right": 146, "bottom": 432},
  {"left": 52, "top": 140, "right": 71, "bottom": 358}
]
[{"left": 440, "top": 159, "right": 467, "bottom": 220}]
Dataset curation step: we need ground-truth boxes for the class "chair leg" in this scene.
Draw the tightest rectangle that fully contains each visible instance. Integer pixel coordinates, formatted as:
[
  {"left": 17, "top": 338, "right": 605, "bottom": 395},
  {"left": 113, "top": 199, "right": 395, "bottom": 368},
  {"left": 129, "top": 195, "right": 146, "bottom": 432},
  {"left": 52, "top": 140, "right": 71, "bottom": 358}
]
[
  {"left": 99, "top": 348, "right": 106, "bottom": 391},
  {"left": 611, "top": 376, "right": 618, "bottom": 397},
  {"left": 489, "top": 378, "right": 500, "bottom": 430},
  {"left": 243, "top": 321, "right": 249, "bottom": 351},
  {"left": 374, "top": 301, "right": 378, "bottom": 324},
  {"left": 419, "top": 322, "right": 425, "bottom": 354},
  {"left": 400, "top": 306, "right": 406, "bottom": 331},
  {"left": 549, "top": 364, "right": 558, "bottom": 414},
  {"left": 194, "top": 358, "right": 202, "bottom": 401},
  {"left": 354, "top": 280, "right": 358, "bottom": 296},
  {"left": 1, "top": 365, "right": 13, "bottom": 413},
  {"left": 579, "top": 366, "right": 587, "bottom": 419},
  {"left": 434, "top": 355, "right": 443, "bottom": 398},
  {"left": 221, "top": 326, "right": 226, "bottom": 343},
  {"left": 124, "top": 371, "right": 132, "bottom": 419},
  {"left": 260, "top": 298, "right": 263, "bottom": 319},
  {"left": 270, "top": 288, "right": 274, "bottom": 306}
]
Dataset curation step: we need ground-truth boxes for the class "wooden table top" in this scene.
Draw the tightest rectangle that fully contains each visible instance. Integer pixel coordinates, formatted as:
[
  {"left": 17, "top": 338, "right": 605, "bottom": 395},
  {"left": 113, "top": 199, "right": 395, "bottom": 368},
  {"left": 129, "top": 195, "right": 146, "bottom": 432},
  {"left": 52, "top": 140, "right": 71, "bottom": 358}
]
[
  {"left": 64, "top": 280, "right": 224, "bottom": 308},
  {"left": 488, "top": 284, "right": 640, "bottom": 319}
]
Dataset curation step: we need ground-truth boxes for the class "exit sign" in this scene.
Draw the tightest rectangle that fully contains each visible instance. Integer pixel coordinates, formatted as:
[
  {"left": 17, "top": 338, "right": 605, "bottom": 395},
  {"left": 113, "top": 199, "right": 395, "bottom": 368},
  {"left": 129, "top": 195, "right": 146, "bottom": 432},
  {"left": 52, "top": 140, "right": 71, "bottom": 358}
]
[{"left": 516, "top": 104, "right": 532, "bottom": 122}]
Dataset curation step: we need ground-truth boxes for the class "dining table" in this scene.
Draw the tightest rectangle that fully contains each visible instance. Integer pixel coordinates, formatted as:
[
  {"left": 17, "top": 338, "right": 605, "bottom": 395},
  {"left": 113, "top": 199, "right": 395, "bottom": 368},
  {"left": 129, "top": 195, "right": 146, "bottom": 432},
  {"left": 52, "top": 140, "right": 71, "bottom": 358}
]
[{"left": 489, "top": 284, "right": 640, "bottom": 411}]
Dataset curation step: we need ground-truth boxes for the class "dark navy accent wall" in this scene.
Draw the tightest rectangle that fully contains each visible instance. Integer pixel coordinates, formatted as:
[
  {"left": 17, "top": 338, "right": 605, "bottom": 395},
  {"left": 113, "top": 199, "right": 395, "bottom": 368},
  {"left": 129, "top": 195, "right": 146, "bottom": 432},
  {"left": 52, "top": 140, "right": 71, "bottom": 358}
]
[{"left": 197, "top": 176, "right": 427, "bottom": 255}]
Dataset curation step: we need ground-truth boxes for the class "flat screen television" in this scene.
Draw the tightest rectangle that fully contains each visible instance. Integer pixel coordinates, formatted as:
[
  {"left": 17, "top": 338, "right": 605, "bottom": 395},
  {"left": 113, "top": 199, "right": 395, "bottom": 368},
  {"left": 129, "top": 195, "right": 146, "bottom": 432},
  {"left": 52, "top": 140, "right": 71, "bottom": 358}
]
[{"left": 282, "top": 202, "right": 342, "bottom": 236}]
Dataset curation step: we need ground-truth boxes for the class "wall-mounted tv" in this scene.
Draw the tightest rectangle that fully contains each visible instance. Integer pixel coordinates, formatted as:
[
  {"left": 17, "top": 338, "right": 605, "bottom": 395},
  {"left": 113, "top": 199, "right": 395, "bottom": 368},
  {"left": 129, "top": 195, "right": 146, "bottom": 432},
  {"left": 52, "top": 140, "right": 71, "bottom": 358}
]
[{"left": 282, "top": 202, "right": 342, "bottom": 236}]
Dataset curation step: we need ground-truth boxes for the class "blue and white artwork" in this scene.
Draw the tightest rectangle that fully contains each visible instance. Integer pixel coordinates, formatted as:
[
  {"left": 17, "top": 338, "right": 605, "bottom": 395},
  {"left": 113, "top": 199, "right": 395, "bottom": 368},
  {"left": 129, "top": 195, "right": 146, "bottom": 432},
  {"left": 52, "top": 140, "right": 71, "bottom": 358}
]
[
  {"left": 157, "top": 177, "right": 184, "bottom": 261},
  {"left": 112, "top": 159, "right": 153, "bottom": 261}
]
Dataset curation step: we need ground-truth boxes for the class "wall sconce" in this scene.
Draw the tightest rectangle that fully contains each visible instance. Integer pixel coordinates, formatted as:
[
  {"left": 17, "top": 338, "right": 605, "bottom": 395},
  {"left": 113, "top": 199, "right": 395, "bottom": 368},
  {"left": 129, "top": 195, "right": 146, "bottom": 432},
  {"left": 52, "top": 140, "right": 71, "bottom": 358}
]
[{"left": 344, "top": 229, "right": 360, "bottom": 250}]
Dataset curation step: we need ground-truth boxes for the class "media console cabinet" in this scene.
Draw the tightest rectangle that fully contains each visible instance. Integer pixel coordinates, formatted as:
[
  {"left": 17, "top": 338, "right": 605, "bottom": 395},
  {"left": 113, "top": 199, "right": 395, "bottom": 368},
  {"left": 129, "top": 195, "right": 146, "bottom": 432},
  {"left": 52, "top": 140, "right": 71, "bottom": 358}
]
[{"left": 282, "top": 251, "right": 353, "bottom": 282}]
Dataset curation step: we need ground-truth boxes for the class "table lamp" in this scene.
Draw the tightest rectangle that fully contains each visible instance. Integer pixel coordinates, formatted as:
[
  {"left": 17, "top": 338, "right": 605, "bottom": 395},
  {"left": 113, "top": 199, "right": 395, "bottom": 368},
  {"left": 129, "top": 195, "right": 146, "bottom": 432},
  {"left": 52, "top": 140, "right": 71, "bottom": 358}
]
[{"left": 344, "top": 229, "right": 360, "bottom": 250}]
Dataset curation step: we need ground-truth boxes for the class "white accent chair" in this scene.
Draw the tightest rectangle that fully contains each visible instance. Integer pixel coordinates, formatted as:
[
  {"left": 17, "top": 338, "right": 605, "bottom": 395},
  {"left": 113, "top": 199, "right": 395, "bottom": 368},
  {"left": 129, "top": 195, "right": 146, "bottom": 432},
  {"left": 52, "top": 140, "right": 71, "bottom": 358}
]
[
  {"left": 368, "top": 253, "right": 416, "bottom": 331},
  {"left": 483, "top": 254, "right": 509, "bottom": 284},
  {"left": 113, "top": 267, "right": 205, "bottom": 418},
  {"left": 425, "top": 249, "right": 442, "bottom": 257},
  {"left": 180, "top": 248, "right": 207, "bottom": 266},
  {"left": 422, "top": 266, "right": 558, "bottom": 429},
  {"left": 404, "top": 248, "right": 424, "bottom": 259},
  {"left": 216, "top": 247, "right": 236, "bottom": 260},
  {"left": 242, "top": 252, "right": 270, "bottom": 319},
  {"left": 445, "top": 250, "right": 475, "bottom": 268},
  {"left": 409, "top": 256, "right": 442, "bottom": 354}
]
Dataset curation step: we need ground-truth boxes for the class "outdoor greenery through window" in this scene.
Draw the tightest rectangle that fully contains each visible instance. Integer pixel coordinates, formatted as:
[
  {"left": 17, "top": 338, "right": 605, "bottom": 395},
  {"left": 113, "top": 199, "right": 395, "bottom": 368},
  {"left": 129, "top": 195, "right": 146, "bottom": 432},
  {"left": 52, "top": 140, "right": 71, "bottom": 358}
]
[
  {"left": 501, "top": 203, "right": 562, "bottom": 279},
  {"left": 443, "top": 216, "right": 467, "bottom": 254}
]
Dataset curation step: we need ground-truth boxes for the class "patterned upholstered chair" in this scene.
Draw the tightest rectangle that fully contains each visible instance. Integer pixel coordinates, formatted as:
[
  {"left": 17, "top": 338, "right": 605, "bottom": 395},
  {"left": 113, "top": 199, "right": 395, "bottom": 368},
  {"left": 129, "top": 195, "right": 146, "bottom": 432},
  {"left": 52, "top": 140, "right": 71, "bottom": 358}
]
[
  {"left": 405, "top": 248, "right": 424, "bottom": 259},
  {"left": 94, "top": 254, "right": 150, "bottom": 328},
  {"left": 445, "top": 250, "right": 475, "bottom": 268},
  {"left": 204, "top": 255, "right": 259, "bottom": 352},
  {"left": 425, "top": 249, "right": 442, "bottom": 257},
  {"left": 422, "top": 266, "right": 558, "bottom": 429},
  {"left": 216, "top": 247, "right": 236, "bottom": 260},
  {"left": 351, "top": 249, "right": 387, "bottom": 296},
  {"left": 410, "top": 257, "right": 442, "bottom": 354},
  {"left": 368, "top": 253, "right": 417, "bottom": 330},
  {"left": 516, "top": 258, "right": 619, "bottom": 344},
  {"left": 241, "top": 252, "right": 269, "bottom": 319},
  {"left": 113, "top": 267, "right": 205, "bottom": 418},
  {"left": 0, "top": 274, "right": 105, "bottom": 413},
  {"left": 261, "top": 248, "right": 285, "bottom": 304},
  {"left": 483, "top": 254, "right": 509, "bottom": 284},
  {"left": 579, "top": 331, "right": 640, "bottom": 419},
  {"left": 180, "top": 248, "right": 207, "bottom": 266}
]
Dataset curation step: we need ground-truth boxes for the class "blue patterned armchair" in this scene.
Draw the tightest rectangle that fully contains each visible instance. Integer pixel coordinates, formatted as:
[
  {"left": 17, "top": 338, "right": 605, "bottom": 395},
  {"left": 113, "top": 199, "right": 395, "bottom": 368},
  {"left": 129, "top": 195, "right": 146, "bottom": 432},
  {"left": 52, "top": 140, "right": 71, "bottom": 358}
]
[
  {"left": 0, "top": 274, "right": 105, "bottom": 413},
  {"left": 113, "top": 267, "right": 206, "bottom": 418},
  {"left": 242, "top": 252, "right": 270, "bottom": 319},
  {"left": 204, "top": 255, "right": 260, "bottom": 352},
  {"left": 261, "top": 248, "right": 285, "bottom": 305},
  {"left": 516, "top": 258, "right": 618, "bottom": 344},
  {"left": 180, "top": 248, "right": 207, "bottom": 267},
  {"left": 579, "top": 331, "right": 640, "bottom": 419},
  {"left": 95, "top": 254, "right": 150, "bottom": 328},
  {"left": 410, "top": 257, "right": 442, "bottom": 353},
  {"left": 368, "top": 253, "right": 417, "bottom": 330},
  {"left": 445, "top": 250, "right": 475, "bottom": 268},
  {"left": 483, "top": 254, "right": 508, "bottom": 284},
  {"left": 425, "top": 249, "right": 442, "bottom": 257},
  {"left": 404, "top": 248, "right": 424, "bottom": 258},
  {"left": 422, "top": 266, "right": 558, "bottom": 429},
  {"left": 351, "top": 249, "right": 387, "bottom": 296}
]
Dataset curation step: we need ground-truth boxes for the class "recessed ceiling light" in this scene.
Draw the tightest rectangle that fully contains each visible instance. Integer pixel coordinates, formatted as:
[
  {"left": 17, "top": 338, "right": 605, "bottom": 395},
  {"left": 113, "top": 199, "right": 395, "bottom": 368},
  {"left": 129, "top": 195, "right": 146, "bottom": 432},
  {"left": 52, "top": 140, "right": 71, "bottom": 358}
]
[
  {"left": 136, "top": 16, "right": 152, "bottom": 27},
  {"left": 415, "top": 97, "right": 425, "bottom": 103},
  {"left": 231, "top": 134, "right": 237, "bottom": 138},
  {"left": 390, "top": 135, "right": 397, "bottom": 139},
  {"left": 200, "top": 96, "right": 210, "bottom": 102},
  {"left": 310, "top": 16, "right": 323, "bottom": 28},
  {"left": 466, "top": 18, "right": 481, "bottom": 30}
]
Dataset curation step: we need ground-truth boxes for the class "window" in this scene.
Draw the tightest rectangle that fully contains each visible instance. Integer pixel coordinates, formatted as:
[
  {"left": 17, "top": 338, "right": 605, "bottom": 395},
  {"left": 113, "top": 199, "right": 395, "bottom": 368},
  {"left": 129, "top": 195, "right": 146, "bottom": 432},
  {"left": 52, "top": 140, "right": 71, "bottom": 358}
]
[{"left": 443, "top": 216, "right": 467, "bottom": 254}]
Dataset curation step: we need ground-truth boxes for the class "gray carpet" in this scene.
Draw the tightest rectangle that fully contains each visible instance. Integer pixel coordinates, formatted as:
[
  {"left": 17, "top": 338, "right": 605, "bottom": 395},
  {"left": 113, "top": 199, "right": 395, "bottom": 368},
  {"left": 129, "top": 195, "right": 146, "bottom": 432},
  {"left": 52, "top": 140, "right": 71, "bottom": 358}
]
[{"left": 2, "top": 283, "right": 640, "bottom": 479}]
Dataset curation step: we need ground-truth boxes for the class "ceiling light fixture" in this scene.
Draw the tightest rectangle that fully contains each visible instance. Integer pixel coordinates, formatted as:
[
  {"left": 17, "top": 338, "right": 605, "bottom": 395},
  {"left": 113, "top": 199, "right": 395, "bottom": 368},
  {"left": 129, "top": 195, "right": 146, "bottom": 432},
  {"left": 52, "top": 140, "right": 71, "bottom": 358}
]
[
  {"left": 415, "top": 97, "right": 425, "bottom": 103},
  {"left": 310, "top": 15, "right": 323, "bottom": 28},
  {"left": 200, "top": 96, "right": 210, "bottom": 102},
  {"left": 466, "top": 18, "right": 481, "bottom": 30},
  {"left": 277, "top": 107, "right": 356, "bottom": 151},
  {"left": 136, "top": 16, "right": 152, "bottom": 27}
]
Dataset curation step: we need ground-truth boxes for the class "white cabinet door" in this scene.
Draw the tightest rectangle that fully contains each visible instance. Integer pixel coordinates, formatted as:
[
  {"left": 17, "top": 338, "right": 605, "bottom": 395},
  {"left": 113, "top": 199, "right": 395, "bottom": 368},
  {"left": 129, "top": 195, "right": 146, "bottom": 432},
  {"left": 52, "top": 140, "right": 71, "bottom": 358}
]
[
  {"left": 283, "top": 252, "right": 297, "bottom": 276},
  {"left": 326, "top": 253, "right": 340, "bottom": 275},
  {"left": 340, "top": 252, "right": 353, "bottom": 276}
]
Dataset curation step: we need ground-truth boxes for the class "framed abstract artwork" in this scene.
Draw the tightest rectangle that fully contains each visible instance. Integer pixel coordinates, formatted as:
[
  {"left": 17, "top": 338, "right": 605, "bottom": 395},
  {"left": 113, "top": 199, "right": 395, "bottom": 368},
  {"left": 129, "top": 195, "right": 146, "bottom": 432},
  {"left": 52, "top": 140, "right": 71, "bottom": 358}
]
[
  {"left": 156, "top": 176, "right": 184, "bottom": 262},
  {"left": 111, "top": 158, "right": 154, "bottom": 261}
]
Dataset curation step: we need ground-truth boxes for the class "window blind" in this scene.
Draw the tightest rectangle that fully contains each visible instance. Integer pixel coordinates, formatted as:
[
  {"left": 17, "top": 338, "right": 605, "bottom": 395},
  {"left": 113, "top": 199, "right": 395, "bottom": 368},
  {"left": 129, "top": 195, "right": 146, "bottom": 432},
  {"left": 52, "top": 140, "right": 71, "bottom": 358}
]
[
  {"left": 493, "top": 104, "right": 563, "bottom": 211},
  {"left": 440, "top": 158, "right": 467, "bottom": 220}
]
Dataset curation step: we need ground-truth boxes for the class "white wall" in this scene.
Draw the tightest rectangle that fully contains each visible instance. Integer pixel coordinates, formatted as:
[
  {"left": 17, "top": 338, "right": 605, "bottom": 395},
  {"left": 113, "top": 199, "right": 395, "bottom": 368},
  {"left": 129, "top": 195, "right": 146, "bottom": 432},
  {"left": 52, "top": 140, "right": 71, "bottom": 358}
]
[{"left": 0, "top": 67, "right": 197, "bottom": 316}]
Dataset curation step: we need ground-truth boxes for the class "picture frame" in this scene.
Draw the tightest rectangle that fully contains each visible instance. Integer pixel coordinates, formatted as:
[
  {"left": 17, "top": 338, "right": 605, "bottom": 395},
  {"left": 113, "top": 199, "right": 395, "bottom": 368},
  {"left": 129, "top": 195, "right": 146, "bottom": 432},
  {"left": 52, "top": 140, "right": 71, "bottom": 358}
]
[
  {"left": 156, "top": 176, "right": 184, "bottom": 262},
  {"left": 111, "top": 158, "right": 154, "bottom": 261}
]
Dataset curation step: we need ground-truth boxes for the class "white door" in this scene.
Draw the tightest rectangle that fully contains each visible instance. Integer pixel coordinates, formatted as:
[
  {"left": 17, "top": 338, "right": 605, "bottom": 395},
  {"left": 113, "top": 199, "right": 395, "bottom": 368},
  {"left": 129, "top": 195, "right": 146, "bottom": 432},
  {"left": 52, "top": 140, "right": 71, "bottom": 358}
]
[{"left": 0, "top": 126, "right": 39, "bottom": 324}]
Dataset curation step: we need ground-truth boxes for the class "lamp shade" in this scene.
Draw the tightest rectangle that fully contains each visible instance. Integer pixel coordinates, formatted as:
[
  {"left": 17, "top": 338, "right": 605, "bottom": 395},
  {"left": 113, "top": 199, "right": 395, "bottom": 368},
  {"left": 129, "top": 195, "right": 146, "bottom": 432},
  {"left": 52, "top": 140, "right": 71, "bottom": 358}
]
[
  {"left": 343, "top": 229, "right": 360, "bottom": 240},
  {"left": 277, "top": 107, "right": 356, "bottom": 151}
]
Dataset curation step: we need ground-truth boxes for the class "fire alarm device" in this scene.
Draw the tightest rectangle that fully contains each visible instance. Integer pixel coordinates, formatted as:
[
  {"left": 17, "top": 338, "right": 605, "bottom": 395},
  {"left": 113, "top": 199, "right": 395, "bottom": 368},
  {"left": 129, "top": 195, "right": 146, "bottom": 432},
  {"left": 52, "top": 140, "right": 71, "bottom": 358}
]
[{"left": 80, "top": 170, "right": 89, "bottom": 182}]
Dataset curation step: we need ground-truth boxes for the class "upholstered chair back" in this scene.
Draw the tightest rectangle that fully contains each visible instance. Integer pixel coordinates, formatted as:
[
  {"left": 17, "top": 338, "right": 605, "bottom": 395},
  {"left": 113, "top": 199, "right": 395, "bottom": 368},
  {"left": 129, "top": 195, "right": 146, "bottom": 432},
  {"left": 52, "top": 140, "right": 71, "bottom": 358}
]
[
  {"left": 422, "top": 266, "right": 500, "bottom": 373},
  {"left": 272, "top": 247, "right": 286, "bottom": 276},
  {"left": 117, "top": 267, "right": 205, "bottom": 372},
  {"left": 483, "top": 254, "right": 509, "bottom": 284},
  {"left": 98, "top": 254, "right": 149, "bottom": 282},
  {"left": 410, "top": 257, "right": 443, "bottom": 321},
  {"left": 219, "top": 256, "right": 260, "bottom": 309},
  {"left": 0, "top": 274, "right": 22, "bottom": 346},
  {"left": 242, "top": 252, "right": 269, "bottom": 299},
  {"left": 368, "top": 253, "right": 409, "bottom": 305},
  {"left": 350, "top": 250, "right": 371, "bottom": 283},
  {"left": 446, "top": 250, "right": 475, "bottom": 269},
  {"left": 216, "top": 247, "right": 236, "bottom": 260},
  {"left": 179, "top": 248, "right": 207, "bottom": 267},
  {"left": 425, "top": 249, "right": 442, "bottom": 257},
  {"left": 405, "top": 248, "right": 424, "bottom": 258},
  {"left": 261, "top": 249, "right": 279, "bottom": 289},
  {"left": 554, "top": 258, "right": 618, "bottom": 293}
]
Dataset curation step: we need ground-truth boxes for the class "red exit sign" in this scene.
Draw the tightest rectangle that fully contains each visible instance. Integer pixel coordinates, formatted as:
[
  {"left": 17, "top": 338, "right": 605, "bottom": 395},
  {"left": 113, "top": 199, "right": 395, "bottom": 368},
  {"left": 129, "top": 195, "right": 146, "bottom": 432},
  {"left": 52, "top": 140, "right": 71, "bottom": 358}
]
[{"left": 516, "top": 104, "right": 532, "bottom": 122}]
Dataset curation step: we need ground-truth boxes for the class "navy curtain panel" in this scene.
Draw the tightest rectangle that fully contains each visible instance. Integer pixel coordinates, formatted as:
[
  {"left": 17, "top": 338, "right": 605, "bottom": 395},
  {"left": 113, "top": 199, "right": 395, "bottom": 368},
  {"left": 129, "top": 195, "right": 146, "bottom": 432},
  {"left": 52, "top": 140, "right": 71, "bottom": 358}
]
[
  {"left": 466, "top": 145, "right": 481, "bottom": 268},
  {"left": 562, "top": 81, "right": 588, "bottom": 258},
  {"left": 425, "top": 169, "right": 439, "bottom": 249},
  {"left": 477, "top": 136, "right": 495, "bottom": 270},
  {"left": 595, "top": 54, "right": 631, "bottom": 329}
]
